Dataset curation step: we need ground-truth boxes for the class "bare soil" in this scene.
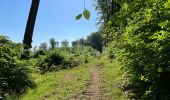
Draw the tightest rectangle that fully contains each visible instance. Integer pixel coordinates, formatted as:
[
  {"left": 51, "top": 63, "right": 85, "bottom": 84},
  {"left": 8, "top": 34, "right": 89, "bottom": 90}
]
[{"left": 71, "top": 67, "right": 107, "bottom": 100}]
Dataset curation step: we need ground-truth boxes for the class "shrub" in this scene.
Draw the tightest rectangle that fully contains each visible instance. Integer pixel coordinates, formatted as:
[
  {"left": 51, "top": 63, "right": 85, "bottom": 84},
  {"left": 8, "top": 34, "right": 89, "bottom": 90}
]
[
  {"left": 71, "top": 45, "right": 100, "bottom": 63},
  {"left": 37, "top": 50, "right": 80, "bottom": 73},
  {"left": 38, "top": 50, "right": 64, "bottom": 72},
  {"left": 102, "top": 0, "right": 170, "bottom": 99},
  {"left": 119, "top": 1, "right": 170, "bottom": 99},
  {"left": 0, "top": 36, "right": 35, "bottom": 99},
  {"left": 33, "top": 49, "right": 47, "bottom": 58}
]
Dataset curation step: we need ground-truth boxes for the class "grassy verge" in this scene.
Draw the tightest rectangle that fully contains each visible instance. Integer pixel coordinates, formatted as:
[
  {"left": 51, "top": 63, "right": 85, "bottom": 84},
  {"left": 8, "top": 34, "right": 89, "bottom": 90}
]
[
  {"left": 20, "top": 64, "right": 90, "bottom": 100},
  {"left": 100, "top": 59, "right": 126, "bottom": 99}
]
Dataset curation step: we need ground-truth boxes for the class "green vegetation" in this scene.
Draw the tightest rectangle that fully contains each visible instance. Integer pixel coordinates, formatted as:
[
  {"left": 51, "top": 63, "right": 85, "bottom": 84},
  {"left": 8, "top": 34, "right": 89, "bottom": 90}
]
[
  {"left": 20, "top": 65, "right": 90, "bottom": 100},
  {"left": 96, "top": 0, "right": 170, "bottom": 99},
  {"left": 0, "top": 35, "right": 102, "bottom": 99},
  {"left": 0, "top": 36, "right": 35, "bottom": 99},
  {"left": 72, "top": 32, "right": 103, "bottom": 53},
  {"left": 99, "top": 58, "right": 125, "bottom": 99},
  {"left": 1, "top": 0, "right": 170, "bottom": 99}
]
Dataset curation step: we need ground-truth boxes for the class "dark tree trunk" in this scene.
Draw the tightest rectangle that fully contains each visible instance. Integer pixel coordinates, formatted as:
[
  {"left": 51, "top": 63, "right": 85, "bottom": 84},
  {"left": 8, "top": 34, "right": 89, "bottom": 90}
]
[{"left": 22, "top": 0, "right": 40, "bottom": 59}]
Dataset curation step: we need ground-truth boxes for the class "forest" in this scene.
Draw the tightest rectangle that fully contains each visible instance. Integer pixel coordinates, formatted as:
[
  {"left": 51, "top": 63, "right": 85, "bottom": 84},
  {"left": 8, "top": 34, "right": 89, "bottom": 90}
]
[{"left": 1, "top": 0, "right": 170, "bottom": 99}]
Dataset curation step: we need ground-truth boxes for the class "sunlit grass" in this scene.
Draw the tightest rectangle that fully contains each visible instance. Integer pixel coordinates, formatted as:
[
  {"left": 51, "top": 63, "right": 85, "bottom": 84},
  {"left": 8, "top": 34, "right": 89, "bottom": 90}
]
[
  {"left": 100, "top": 59, "right": 126, "bottom": 99},
  {"left": 20, "top": 65, "right": 90, "bottom": 100},
  {"left": 19, "top": 58, "right": 126, "bottom": 100}
]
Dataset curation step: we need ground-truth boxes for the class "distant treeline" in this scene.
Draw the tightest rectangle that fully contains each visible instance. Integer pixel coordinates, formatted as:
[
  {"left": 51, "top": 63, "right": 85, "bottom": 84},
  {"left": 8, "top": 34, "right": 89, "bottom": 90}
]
[{"left": 34, "top": 32, "right": 104, "bottom": 53}]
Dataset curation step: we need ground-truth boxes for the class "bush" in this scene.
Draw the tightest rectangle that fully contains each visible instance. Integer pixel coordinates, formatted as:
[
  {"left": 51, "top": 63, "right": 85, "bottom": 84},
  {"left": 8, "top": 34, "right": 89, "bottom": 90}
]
[
  {"left": 37, "top": 50, "right": 80, "bottom": 73},
  {"left": 38, "top": 50, "right": 64, "bottom": 72},
  {"left": 102, "top": 0, "right": 170, "bottom": 99},
  {"left": 0, "top": 36, "right": 35, "bottom": 99},
  {"left": 71, "top": 45, "right": 100, "bottom": 63},
  {"left": 33, "top": 49, "right": 47, "bottom": 58},
  {"left": 119, "top": 1, "right": 170, "bottom": 99}
]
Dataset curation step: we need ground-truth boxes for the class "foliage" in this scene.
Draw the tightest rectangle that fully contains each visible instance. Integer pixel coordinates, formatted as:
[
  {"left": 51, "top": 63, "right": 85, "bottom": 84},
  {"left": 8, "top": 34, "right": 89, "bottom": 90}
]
[
  {"left": 33, "top": 49, "right": 47, "bottom": 58},
  {"left": 71, "top": 45, "right": 100, "bottom": 61},
  {"left": 76, "top": 13, "right": 83, "bottom": 20},
  {"left": 94, "top": 0, "right": 121, "bottom": 23},
  {"left": 37, "top": 49, "right": 79, "bottom": 73},
  {"left": 83, "top": 9, "right": 91, "bottom": 20},
  {"left": 72, "top": 32, "right": 104, "bottom": 52},
  {"left": 49, "top": 38, "right": 58, "bottom": 50},
  {"left": 61, "top": 39, "right": 69, "bottom": 49},
  {"left": 121, "top": 1, "right": 170, "bottom": 99},
  {"left": 0, "top": 36, "right": 35, "bottom": 99},
  {"left": 96, "top": 0, "right": 170, "bottom": 99},
  {"left": 39, "top": 42, "right": 48, "bottom": 51},
  {"left": 89, "top": 32, "right": 103, "bottom": 52},
  {"left": 76, "top": 0, "right": 91, "bottom": 21}
]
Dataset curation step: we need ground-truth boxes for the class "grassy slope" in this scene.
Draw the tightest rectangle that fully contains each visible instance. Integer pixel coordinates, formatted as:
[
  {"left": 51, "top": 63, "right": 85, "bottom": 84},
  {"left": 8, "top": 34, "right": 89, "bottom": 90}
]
[
  {"left": 20, "top": 64, "right": 90, "bottom": 100},
  {"left": 99, "top": 58, "right": 126, "bottom": 99}
]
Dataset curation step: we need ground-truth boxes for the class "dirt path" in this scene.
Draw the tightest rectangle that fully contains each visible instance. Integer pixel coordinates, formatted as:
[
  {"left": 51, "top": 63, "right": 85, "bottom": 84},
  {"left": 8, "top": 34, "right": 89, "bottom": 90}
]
[{"left": 73, "top": 67, "right": 106, "bottom": 100}]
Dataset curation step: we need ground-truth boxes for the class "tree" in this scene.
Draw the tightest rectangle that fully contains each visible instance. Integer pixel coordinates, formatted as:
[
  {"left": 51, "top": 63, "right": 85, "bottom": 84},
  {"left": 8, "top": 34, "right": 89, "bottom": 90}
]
[
  {"left": 33, "top": 46, "right": 38, "bottom": 53},
  {"left": 89, "top": 32, "right": 103, "bottom": 52},
  {"left": 79, "top": 38, "right": 85, "bottom": 45},
  {"left": 22, "top": 0, "right": 91, "bottom": 58},
  {"left": 95, "top": 0, "right": 121, "bottom": 23},
  {"left": 95, "top": 0, "right": 170, "bottom": 99},
  {"left": 39, "top": 42, "right": 48, "bottom": 51},
  {"left": 49, "top": 38, "right": 57, "bottom": 50},
  {"left": 71, "top": 32, "right": 104, "bottom": 52},
  {"left": 56, "top": 41, "right": 59, "bottom": 48},
  {"left": 61, "top": 39, "right": 69, "bottom": 49},
  {"left": 22, "top": 0, "right": 40, "bottom": 59},
  {"left": 72, "top": 40, "right": 79, "bottom": 47}
]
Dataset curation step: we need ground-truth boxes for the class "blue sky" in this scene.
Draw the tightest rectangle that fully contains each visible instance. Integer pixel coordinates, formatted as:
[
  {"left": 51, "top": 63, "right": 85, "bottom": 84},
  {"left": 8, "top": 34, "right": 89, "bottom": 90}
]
[{"left": 0, "top": 0, "right": 98, "bottom": 47}]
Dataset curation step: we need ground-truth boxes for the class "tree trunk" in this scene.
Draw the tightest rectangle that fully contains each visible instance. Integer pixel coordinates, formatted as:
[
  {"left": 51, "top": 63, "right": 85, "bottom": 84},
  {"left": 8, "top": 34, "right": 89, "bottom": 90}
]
[{"left": 22, "top": 0, "right": 40, "bottom": 59}]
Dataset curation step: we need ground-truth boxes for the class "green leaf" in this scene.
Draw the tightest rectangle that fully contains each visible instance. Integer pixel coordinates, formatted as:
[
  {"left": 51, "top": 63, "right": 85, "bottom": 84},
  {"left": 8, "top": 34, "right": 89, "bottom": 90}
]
[
  {"left": 158, "top": 67, "right": 163, "bottom": 73},
  {"left": 122, "top": 3, "right": 128, "bottom": 11},
  {"left": 83, "top": 9, "right": 91, "bottom": 20},
  {"left": 76, "top": 14, "right": 82, "bottom": 20}
]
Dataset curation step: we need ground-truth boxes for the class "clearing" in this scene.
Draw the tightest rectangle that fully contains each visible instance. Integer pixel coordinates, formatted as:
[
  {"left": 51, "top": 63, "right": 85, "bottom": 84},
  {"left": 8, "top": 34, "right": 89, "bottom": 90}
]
[{"left": 20, "top": 60, "right": 125, "bottom": 100}]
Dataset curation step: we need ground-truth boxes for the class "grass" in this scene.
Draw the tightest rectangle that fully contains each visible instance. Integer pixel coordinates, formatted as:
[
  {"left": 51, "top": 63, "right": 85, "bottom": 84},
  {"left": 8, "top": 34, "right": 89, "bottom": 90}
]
[
  {"left": 19, "top": 57, "right": 126, "bottom": 100},
  {"left": 99, "top": 58, "right": 126, "bottom": 99},
  {"left": 20, "top": 64, "right": 90, "bottom": 100}
]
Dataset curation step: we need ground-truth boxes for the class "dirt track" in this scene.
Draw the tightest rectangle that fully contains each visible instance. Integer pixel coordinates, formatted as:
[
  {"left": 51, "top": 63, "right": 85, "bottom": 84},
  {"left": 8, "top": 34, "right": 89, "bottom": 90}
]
[{"left": 72, "top": 67, "right": 107, "bottom": 100}]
